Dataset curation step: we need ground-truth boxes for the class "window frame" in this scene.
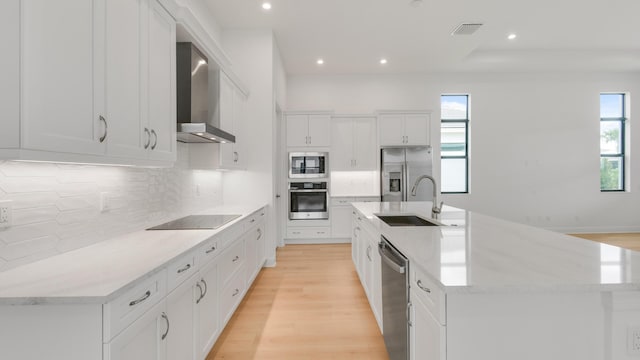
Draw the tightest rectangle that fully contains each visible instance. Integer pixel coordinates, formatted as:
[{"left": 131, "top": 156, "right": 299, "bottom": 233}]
[
  {"left": 440, "top": 94, "right": 469, "bottom": 194},
  {"left": 600, "top": 93, "right": 627, "bottom": 192}
]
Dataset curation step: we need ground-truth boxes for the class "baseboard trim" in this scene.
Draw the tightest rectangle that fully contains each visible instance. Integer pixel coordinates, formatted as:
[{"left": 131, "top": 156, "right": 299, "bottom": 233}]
[{"left": 284, "top": 237, "right": 351, "bottom": 245}]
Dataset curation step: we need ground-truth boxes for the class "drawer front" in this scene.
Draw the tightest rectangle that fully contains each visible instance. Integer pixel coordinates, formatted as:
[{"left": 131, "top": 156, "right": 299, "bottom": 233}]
[
  {"left": 219, "top": 266, "right": 246, "bottom": 327},
  {"left": 103, "top": 269, "right": 167, "bottom": 341},
  {"left": 411, "top": 265, "right": 446, "bottom": 325},
  {"left": 220, "top": 238, "right": 245, "bottom": 286},
  {"left": 167, "top": 251, "right": 197, "bottom": 291},
  {"left": 196, "top": 236, "right": 220, "bottom": 267},
  {"left": 286, "top": 227, "right": 330, "bottom": 238},
  {"left": 218, "top": 222, "right": 244, "bottom": 250},
  {"left": 244, "top": 208, "right": 265, "bottom": 232},
  {"left": 331, "top": 197, "right": 355, "bottom": 206}
]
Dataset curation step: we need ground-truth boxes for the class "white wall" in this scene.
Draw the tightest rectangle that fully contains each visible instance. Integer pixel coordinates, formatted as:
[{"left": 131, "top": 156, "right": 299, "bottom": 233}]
[
  {"left": 220, "top": 30, "right": 278, "bottom": 264},
  {"left": 0, "top": 143, "right": 223, "bottom": 271},
  {"left": 287, "top": 72, "right": 640, "bottom": 232}
]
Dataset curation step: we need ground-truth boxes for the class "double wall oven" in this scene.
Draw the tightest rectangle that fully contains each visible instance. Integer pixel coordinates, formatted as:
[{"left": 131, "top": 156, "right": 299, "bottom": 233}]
[{"left": 288, "top": 152, "right": 329, "bottom": 220}]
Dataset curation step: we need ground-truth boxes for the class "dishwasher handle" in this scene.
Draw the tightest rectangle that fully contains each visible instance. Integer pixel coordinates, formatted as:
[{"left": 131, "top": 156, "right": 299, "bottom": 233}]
[{"left": 378, "top": 242, "right": 406, "bottom": 274}]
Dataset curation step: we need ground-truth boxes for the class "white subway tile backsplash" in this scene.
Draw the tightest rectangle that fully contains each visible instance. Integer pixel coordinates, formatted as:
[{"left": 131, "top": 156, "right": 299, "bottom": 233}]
[
  {"left": 13, "top": 206, "right": 59, "bottom": 226},
  {"left": 0, "top": 235, "right": 58, "bottom": 261},
  {"left": 0, "top": 144, "right": 223, "bottom": 272}
]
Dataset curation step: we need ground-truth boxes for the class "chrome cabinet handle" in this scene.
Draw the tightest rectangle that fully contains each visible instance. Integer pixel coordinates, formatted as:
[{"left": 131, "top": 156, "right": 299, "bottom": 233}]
[
  {"left": 196, "top": 282, "right": 204, "bottom": 304},
  {"left": 232, "top": 288, "right": 239, "bottom": 297},
  {"left": 129, "top": 290, "right": 151, "bottom": 307},
  {"left": 257, "top": 228, "right": 262, "bottom": 240},
  {"left": 144, "top": 128, "right": 151, "bottom": 149},
  {"left": 232, "top": 255, "right": 239, "bottom": 262},
  {"left": 250, "top": 219, "right": 256, "bottom": 223},
  {"left": 205, "top": 245, "right": 216, "bottom": 254},
  {"left": 200, "top": 279, "right": 208, "bottom": 300},
  {"left": 99, "top": 115, "right": 108, "bottom": 143},
  {"left": 150, "top": 129, "right": 158, "bottom": 150},
  {"left": 177, "top": 264, "right": 191, "bottom": 274},
  {"left": 416, "top": 279, "right": 431, "bottom": 293},
  {"left": 366, "top": 245, "right": 372, "bottom": 261},
  {"left": 161, "top": 312, "right": 170, "bottom": 340},
  {"left": 407, "top": 302, "right": 413, "bottom": 326},
  {"left": 260, "top": 212, "right": 265, "bottom": 216},
  {"left": 233, "top": 151, "right": 238, "bottom": 162}
]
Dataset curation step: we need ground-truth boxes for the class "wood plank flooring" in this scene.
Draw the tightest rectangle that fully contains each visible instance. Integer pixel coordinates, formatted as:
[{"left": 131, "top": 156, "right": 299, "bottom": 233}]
[
  {"left": 570, "top": 233, "right": 640, "bottom": 252},
  {"left": 207, "top": 244, "right": 388, "bottom": 360}
]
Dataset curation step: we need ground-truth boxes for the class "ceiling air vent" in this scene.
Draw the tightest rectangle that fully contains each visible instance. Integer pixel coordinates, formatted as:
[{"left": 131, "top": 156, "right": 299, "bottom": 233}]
[{"left": 451, "top": 23, "right": 483, "bottom": 36}]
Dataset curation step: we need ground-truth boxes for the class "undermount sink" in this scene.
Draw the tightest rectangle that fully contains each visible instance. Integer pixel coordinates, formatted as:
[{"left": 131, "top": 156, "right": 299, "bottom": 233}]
[{"left": 376, "top": 215, "right": 440, "bottom": 227}]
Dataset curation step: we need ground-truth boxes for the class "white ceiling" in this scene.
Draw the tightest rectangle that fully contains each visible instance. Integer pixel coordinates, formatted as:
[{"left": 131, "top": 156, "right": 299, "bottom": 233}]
[{"left": 204, "top": 0, "right": 640, "bottom": 74}]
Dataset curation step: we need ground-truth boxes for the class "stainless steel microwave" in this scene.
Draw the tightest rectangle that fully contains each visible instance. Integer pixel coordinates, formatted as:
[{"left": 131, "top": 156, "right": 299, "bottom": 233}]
[{"left": 289, "top": 152, "right": 328, "bottom": 178}]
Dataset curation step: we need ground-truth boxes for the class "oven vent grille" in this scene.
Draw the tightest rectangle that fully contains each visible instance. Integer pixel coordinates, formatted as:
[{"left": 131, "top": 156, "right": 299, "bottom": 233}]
[{"left": 451, "top": 23, "right": 483, "bottom": 36}]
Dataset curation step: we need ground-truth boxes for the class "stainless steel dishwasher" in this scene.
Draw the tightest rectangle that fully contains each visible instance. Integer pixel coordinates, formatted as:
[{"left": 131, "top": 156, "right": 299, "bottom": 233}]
[{"left": 378, "top": 235, "right": 409, "bottom": 360}]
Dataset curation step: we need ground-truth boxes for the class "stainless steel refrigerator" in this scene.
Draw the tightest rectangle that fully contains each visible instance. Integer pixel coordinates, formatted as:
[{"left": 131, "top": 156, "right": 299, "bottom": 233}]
[{"left": 381, "top": 147, "right": 433, "bottom": 202}]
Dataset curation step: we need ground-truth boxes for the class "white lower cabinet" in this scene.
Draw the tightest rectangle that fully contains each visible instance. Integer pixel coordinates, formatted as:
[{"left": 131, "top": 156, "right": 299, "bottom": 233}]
[
  {"left": 245, "top": 221, "right": 266, "bottom": 285},
  {"left": 410, "top": 293, "right": 446, "bottom": 360},
  {"left": 196, "top": 260, "right": 219, "bottom": 360},
  {"left": 104, "top": 300, "right": 167, "bottom": 360},
  {"left": 165, "top": 273, "right": 199, "bottom": 360},
  {"left": 351, "top": 208, "right": 383, "bottom": 330}
]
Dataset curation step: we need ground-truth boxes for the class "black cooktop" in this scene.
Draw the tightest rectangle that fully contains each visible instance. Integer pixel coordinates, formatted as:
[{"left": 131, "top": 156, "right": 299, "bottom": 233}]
[{"left": 147, "top": 214, "right": 241, "bottom": 230}]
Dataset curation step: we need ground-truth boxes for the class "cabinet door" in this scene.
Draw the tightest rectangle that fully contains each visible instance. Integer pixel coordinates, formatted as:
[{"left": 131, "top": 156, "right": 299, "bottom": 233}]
[
  {"left": 231, "top": 88, "right": 247, "bottom": 168},
  {"left": 245, "top": 228, "right": 258, "bottom": 284},
  {"left": 219, "top": 73, "right": 236, "bottom": 166},
  {"left": 104, "top": 0, "right": 146, "bottom": 159},
  {"left": 1, "top": 0, "right": 20, "bottom": 149},
  {"left": 378, "top": 115, "right": 405, "bottom": 146},
  {"left": 353, "top": 117, "right": 377, "bottom": 170},
  {"left": 331, "top": 205, "right": 353, "bottom": 238},
  {"left": 165, "top": 274, "right": 197, "bottom": 360},
  {"left": 21, "top": 0, "right": 105, "bottom": 155},
  {"left": 105, "top": 300, "right": 167, "bottom": 360},
  {"left": 330, "top": 118, "right": 354, "bottom": 170},
  {"left": 147, "top": 0, "right": 176, "bottom": 161},
  {"left": 404, "top": 114, "right": 430, "bottom": 146},
  {"left": 308, "top": 115, "right": 331, "bottom": 146},
  {"left": 410, "top": 295, "right": 446, "bottom": 360},
  {"left": 286, "top": 115, "right": 309, "bottom": 147},
  {"left": 197, "top": 260, "right": 219, "bottom": 360}
]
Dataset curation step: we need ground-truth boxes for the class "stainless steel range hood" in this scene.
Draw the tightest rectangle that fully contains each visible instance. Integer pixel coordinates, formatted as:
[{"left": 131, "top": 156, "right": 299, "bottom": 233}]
[{"left": 176, "top": 43, "right": 235, "bottom": 143}]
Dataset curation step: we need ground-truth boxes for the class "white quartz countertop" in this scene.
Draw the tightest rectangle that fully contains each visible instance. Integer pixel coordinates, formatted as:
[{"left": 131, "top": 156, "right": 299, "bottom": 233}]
[
  {"left": 0, "top": 204, "right": 266, "bottom": 304},
  {"left": 353, "top": 201, "right": 640, "bottom": 293}
]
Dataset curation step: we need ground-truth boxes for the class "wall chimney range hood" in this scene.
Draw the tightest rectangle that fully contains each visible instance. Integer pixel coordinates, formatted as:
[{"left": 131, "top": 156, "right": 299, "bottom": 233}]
[{"left": 176, "top": 43, "right": 236, "bottom": 143}]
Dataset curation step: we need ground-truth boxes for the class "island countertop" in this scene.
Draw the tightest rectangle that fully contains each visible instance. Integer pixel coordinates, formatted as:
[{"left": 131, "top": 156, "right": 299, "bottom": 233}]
[{"left": 352, "top": 201, "right": 640, "bottom": 293}]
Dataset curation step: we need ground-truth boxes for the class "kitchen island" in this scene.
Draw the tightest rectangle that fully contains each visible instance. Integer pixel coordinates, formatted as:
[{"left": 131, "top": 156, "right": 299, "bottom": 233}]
[{"left": 352, "top": 201, "right": 640, "bottom": 360}]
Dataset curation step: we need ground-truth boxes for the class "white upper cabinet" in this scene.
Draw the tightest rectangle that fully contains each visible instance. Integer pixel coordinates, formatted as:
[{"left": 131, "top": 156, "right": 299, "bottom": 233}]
[
  {"left": 218, "top": 72, "right": 247, "bottom": 169},
  {"left": 146, "top": 0, "right": 177, "bottom": 161},
  {"left": 331, "top": 117, "right": 377, "bottom": 171},
  {"left": 378, "top": 112, "right": 430, "bottom": 146},
  {"left": 286, "top": 113, "right": 331, "bottom": 147},
  {"left": 1, "top": 0, "right": 177, "bottom": 166},
  {"left": 20, "top": 0, "right": 105, "bottom": 156}
]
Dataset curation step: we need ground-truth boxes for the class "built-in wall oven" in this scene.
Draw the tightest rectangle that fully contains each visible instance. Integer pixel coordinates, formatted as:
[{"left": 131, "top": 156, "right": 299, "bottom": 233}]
[
  {"left": 289, "top": 181, "right": 329, "bottom": 220},
  {"left": 289, "top": 152, "right": 328, "bottom": 178}
]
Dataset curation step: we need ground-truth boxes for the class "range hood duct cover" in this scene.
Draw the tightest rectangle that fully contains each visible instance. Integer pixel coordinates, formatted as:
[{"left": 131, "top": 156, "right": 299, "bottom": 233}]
[{"left": 176, "top": 42, "right": 236, "bottom": 143}]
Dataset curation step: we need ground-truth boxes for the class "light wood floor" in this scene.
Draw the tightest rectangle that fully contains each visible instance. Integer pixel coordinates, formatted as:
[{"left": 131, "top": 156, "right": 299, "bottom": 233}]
[
  {"left": 570, "top": 233, "right": 640, "bottom": 252},
  {"left": 207, "top": 244, "right": 388, "bottom": 360}
]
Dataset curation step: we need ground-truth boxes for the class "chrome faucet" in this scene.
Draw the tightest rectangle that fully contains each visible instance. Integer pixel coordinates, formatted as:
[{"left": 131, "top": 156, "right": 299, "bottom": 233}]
[{"left": 410, "top": 175, "right": 443, "bottom": 216}]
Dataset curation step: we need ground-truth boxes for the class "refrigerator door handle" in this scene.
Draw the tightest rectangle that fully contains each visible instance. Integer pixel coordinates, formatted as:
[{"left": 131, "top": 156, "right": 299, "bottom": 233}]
[{"left": 402, "top": 163, "right": 408, "bottom": 201}]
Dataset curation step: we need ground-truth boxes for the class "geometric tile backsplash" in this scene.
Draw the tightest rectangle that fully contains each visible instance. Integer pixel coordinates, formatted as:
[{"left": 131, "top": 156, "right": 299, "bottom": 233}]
[{"left": 0, "top": 143, "right": 223, "bottom": 272}]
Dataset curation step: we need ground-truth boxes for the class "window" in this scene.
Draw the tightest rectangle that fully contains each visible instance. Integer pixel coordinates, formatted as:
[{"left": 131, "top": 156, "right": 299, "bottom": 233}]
[
  {"left": 600, "top": 93, "right": 626, "bottom": 191},
  {"left": 441, "top": 95, "right": 469, "bottom": 193}
]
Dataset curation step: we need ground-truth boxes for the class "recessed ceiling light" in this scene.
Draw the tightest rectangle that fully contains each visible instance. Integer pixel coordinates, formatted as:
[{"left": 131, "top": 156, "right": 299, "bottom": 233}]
[
  {"left": 316, "top": 59, "right": 324, "bottom": 65},
  {"left": 380, "top": 58, "right": 388, "bottom": 65},
  {"left": 261, "top": 2, "right": 272, "bottom": 10},
  {"left": 409, "top": 0, "right": 423, "bottom": 7},
  {"left": 508, "top": 33, "right": 517, "bottom": 40}
]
